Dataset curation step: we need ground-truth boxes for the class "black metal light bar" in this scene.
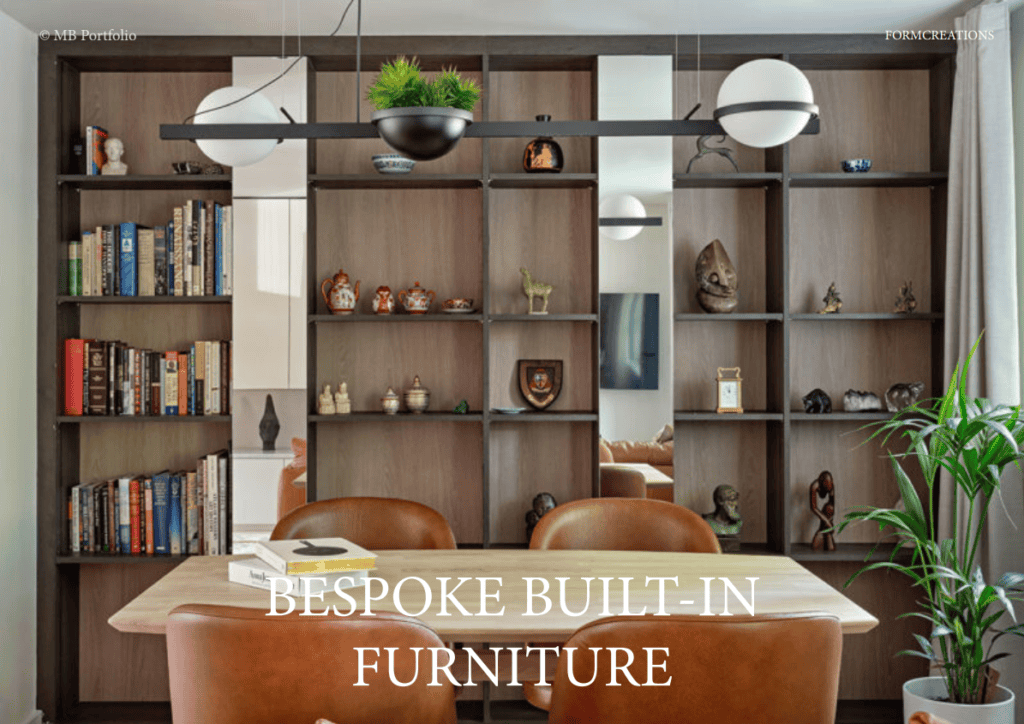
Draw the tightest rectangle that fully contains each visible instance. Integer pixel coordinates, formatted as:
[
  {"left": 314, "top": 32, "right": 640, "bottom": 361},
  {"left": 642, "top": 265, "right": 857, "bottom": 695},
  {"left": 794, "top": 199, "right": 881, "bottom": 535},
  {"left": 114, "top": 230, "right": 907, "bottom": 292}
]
[
  {"left": 599, "top": 218, "right": 663, "bottom": 227},
  {"left": 713, "top": 100, "right": 820, "bottom": 121},
  {"left": 160, "top": 117, "right": 819, "bottom": 141}
]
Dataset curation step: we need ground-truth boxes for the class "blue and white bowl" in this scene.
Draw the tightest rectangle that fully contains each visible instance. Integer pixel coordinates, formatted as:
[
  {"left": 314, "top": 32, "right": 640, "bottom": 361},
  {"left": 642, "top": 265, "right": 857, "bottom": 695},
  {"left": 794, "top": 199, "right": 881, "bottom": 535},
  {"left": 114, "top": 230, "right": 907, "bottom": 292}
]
[
  {"left": 841, "top": 158, "right": 872, "bottom": 173},
  {"left": 372, "top": 154, "right": 416, "bottom": 174}
]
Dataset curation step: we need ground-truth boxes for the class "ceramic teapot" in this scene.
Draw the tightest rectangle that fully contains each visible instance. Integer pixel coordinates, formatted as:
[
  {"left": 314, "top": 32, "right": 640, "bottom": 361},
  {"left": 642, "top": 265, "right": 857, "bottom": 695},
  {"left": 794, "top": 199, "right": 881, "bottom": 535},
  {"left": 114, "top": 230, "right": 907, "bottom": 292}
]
[
  {"left": 372, "top": 286, "right": 395, "bottom": 315},
  {"left": 321, "top": 269, "right": 360, "bottom": 315},
  {"left": 397, "top": 281, "right": 436, "bottom": 315}
]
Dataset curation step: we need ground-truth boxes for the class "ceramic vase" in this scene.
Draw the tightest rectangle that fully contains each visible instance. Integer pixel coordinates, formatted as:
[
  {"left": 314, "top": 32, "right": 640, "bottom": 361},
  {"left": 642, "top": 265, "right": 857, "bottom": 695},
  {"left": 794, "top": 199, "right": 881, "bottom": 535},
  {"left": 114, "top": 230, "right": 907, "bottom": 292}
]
[{"left": 523, "top": 115, "right": 564, "bottom": 173}]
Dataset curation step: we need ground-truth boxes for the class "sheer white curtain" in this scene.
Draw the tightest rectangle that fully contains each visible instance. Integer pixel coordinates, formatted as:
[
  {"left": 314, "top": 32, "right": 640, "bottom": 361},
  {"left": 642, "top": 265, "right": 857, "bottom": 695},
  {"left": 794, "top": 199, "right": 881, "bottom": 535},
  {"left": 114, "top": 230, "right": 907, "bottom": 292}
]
[{"left": 943, "top": 0, "right": 1023, "bottom": 714}]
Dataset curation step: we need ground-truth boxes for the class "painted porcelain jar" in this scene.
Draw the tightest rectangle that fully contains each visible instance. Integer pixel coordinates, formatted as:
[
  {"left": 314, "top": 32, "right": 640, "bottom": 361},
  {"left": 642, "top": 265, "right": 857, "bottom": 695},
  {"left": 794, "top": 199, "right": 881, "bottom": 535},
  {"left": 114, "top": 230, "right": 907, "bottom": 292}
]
[
  {"left": 321, "top": 268, "right": 360, "bottom": 315},
  {"left": 372, "top": 286, "right": 395, "bottom": 315},
  {"left": 398, "top": 281, "right": 436, "bottom": 314},
  {"left": 381, "top": 387, "right": 400, "bottom": 415},
  {"left": 403, "top": 375, "right": 430, "bottom": 413}
]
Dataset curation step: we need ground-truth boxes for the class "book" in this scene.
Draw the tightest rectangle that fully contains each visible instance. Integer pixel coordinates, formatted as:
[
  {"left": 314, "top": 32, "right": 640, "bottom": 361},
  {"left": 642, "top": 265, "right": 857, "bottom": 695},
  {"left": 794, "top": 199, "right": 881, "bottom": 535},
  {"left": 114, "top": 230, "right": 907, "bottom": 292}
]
[
  {"left": 220, "top": 340, "right": 230, "bottom": 414},
  {"left": 129, "top": 478, "right": 141, "bottom": 554},
  {"left": 152, "top": 472, "right": 170, "bottom": 555},
  {"left": 138, "top": 478, "right": 147, "bottom": 554},
  {"left": 253, "top": 538, "right": 377, "bottom": 576},
  {"left": 118, "top": 477, "right": 131, "bottom": 554},
  {"left": 186, "top": 471, "right": 199, "bottom": 555},
  {"left": 87, "top": 341, "right": 107, "bottom": 415},
  {"left": 169, "top": 475, "right": 183, "bottom": 555},
  {"left": 218, "top": 450, "right": 229, "bottom": 554},
  {"left": 64, "top": 339, "right": 85, "bottom": 415},
  {"left": 204, "top": 200, "right": 215, "bottom": 296},
  {"left": 224, "top": 205, "right": 233, "bottom": 295},
  {"left": 119, "top": 223, "right": 138, "bottom": 297},
  {"left": 138, "top": 228, "right": 155, "bottom": 296},
  {"left": 68, "top": 241, "right": 82, "bottom": 296},
  {"left": 153, "top": 227, "right": 167, "bottom": 296},
  {"left": 173, "top": 206, "right": 185, "bottom": 297},
  {"left": 82, "top": 232, "right": 93, "bottom": 296},
  {"left": 178, "top": 351, "right": 188, "bottom": 416},
  {"left": 70, "top": 484, "right": 80, "bottom": 553},
  {"left": 87, "top": 126, "right": 108, "bottom": 176},
  {"left": 215, "top": 204, "right": 223, "bottom": 295},
  {"left": 143, "top": 477, "right": 154, "bottom": 554},
  {"left": 163, "top": 352, "right": 178, "bottom": 415},
  {"left": 228, "top": 558, "right": 369, "bottom": 594}
]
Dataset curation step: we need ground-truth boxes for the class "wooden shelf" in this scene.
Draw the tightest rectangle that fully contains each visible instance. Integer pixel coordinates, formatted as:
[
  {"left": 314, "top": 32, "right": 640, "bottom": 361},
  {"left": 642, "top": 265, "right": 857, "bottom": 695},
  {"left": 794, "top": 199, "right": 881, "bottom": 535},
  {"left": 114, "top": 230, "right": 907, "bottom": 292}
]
[
  {"left": 310, "top": 412, "right": 483, "bottom": 422},
  {"left": 489, "top": 411, "right": 598, "bottom": 422},
  {"left": 790, "top": 412, "right": 892, "bottom": 422},
  {"left": 488, "top": 173, "right": 597, "bottom": 188},
  {"left": 57, "top": 415, "right": 231, "bottom": 424},
  {"left": 309, "top": 173, "right": 483, "bottom": 189},
  {"left": 489, "top": 314, "right": 598, "bottom": 322},
  {"left": 310, "top": 313, "right": 483, "bottom": 323},
  {"left": 58, "top": 174, "right": 231, "bottom": 190},
  {"left": 675, "top": 312, "right": 783, "bottom": 321},
  {"left": 56, "top": 554, "right": 195, "bottom": 565},
  {"left": 61, "top": 702, "right": 173, "bottom": 724},
  {"left": 58, "top": 295, "right": 230, "bottom": 305},
  {"left": 675, "top": 411, "right": 783, "bottom": 421},
  {"left": 790, "top": 542, "right": 912, "bottom": 563},
  {"left": 791, "top": 312, "right": 942, "bottom": 321},
  {"left": 673, "top": 172, "right": 782, "bottom": 188},
  {"left": 790, "top": 171, "right": 948, "bottom": 188}
]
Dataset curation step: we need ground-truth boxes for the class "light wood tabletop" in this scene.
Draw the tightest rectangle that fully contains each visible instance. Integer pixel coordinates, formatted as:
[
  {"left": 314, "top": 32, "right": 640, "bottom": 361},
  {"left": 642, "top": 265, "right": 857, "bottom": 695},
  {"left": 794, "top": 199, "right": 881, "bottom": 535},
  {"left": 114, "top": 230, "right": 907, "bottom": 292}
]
[
  {"left": 600, "top": 462, "right": 674, "bottom": 486},
  {"left": 109, "top": 549, "right": 877, "bottom": 640}
]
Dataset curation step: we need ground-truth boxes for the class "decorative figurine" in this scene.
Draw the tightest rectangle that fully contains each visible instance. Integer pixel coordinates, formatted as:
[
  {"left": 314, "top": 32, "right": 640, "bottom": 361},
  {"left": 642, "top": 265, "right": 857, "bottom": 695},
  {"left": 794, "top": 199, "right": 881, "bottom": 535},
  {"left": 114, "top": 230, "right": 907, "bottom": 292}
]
[
  {"left": 397, "top": 281, "right": 436, "bottom": 315},
  {"left": 453, "top": 400, "right": 469, "bottom": 414},
  {"left": 686, "top": 134, "right": 739, "bottom": 173},
  {"left": 819, "top": 282, "right": 842, "bottom": 314},
  {"left": 321, "top": 268, "right": 360, "bottom": 315},
  {"left": 695, "top": 239, "right": 739, "bottom": 314},
  {"left": 318, "top": 385, "right": 337, "bottom": 415},
  {"left": 810, "top": 471, "right": 836, "bottom": 552},
  {"left": 403, "top": 375, "right": 431, "bottom": 413},
  {"left": 523, "top": 115, "right": 564, "bottom": 173},
  {"left": 101, "top": 137, "right": 128, "bottom": 175},
  {"left": 702, "top": 484, "right": 743, "bottom": 552},
  {"left": 802, "top": 388, "right": 833, "bottom": 414},
  {"left": 520, "top": 267, "right": 554, "bottom": 315},
  {"left": 381, "top": 387, "right": 400, "bottom": 415},
  {"left": 372, "top": 286, "right": 395, "bottom": 315},
  {"left": 258, "top": 393, "right": 280, "bottom": 451},
  {"left": 843, "top": 389, "right": 885, "bottom": 412},
  {"left": 518, "top": 359, "right": 563, "bottom": 410},
  {"left": 885, "top": 382, "right": 925, "bottom": 412},
  {"left": 525, "top": 492, "right": 558, "bottom": 541},
  {"left": 894, "top": 280, "right": 917, "bottom": 314},
  {"left": 334, "top": 382, "right": 352, "bottom": 414}
]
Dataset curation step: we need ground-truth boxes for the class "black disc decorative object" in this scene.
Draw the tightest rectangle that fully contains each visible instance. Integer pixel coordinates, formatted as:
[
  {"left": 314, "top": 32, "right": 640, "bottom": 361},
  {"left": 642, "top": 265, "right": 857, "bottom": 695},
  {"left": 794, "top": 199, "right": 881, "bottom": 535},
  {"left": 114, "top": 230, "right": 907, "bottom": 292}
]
[{"left": 293, "top": 540, "right": 349, "bottom": 557}]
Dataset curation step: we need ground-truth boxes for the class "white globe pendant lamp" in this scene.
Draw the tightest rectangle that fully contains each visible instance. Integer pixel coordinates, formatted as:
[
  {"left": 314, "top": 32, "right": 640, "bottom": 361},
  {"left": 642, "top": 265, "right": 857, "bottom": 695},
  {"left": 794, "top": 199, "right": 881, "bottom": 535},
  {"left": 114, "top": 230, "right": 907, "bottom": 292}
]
[
  {"left": 193, "top": 86, "right": 282, "bottom": 167},
  {"left": 599, "top": 194, "right": 648, "bottom": 241},
  {"left": 714, "top": 59, "right": 818, "bottom": 148}
]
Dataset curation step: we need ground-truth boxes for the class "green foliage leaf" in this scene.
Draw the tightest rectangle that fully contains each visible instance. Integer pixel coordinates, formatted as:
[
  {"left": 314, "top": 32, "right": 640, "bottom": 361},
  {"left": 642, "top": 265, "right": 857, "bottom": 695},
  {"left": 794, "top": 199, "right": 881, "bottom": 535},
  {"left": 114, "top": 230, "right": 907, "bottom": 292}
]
[{"left": 366, "top": 56, "right": 481, "bottom": 112}]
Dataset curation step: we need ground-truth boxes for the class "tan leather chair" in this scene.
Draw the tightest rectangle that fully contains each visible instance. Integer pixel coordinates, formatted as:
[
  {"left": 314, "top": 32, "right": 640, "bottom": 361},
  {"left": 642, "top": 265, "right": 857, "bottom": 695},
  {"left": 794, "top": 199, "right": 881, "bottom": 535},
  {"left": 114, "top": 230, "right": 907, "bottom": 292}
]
[
  {"left": 541, "top": 614, "right": 843, "bottom": 724},
  {"left": 529, "top": 498, "right": 721, "bottom": 553},
  {"left": 599, "top": 464, "right": 648, "bottom": 498},
  {"left": 271, "top": 496, "right": 458, "bottom": 549},
  {"left": 167, "top": 605, "right": 457, "bottom": 724}
]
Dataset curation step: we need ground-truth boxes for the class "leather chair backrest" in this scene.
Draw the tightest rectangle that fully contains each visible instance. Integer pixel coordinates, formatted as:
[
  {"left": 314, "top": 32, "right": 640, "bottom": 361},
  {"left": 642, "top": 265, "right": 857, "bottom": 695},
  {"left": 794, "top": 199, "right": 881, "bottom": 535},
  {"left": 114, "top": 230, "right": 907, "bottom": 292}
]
[
  {"left": 271, "top": 496, "right": 458, "bottom": 549},
  {"left": 529, "top": 498, "right": 721, "bottom": 553},
  {"left": 547, "top": 614, "right": 843, "bottom": 724},
  {"left": 167, "top": 605, "right": 458, "bottom": 724},
  {"left": 599, "top": 465, "right": 648, "bottom": 499}
]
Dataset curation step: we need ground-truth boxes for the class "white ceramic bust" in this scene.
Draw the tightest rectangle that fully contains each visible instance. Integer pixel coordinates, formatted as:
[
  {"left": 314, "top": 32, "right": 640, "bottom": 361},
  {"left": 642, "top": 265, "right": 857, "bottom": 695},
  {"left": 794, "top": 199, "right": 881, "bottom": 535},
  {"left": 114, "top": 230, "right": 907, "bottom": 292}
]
[{"left": 101, "top": 137, "right": 128, "bottom": 175}]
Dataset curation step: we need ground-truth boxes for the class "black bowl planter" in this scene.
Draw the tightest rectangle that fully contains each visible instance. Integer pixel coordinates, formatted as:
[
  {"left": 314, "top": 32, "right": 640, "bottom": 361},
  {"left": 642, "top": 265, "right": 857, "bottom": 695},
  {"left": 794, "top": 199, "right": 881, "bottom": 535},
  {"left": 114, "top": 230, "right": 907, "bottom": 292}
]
[{"left": 371, "top": 107, "right": 474, "bottom": 162}]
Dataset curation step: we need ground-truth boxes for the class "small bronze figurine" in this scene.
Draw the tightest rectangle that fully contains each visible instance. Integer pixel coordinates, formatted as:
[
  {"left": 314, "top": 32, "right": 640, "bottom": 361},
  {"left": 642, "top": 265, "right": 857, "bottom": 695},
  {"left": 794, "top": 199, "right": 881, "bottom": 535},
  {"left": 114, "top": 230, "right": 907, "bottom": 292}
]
[
  {"left": 685, "top": 134, "right": 739, "bottom": 173},
  {"left": 525, "top": 492, "right": 558, "bottom": 541},
  {"left": 702, "top": 484, "right": 743, "bottom": 552},
  {"left": 885, "top": 382, "right": 925, "bottom": 412},
  {"left": 695, "top": 239, "right": 739, "bottom": 313},
  {"left": 802, "top": 388, "right": 832, "bottom": 414},
  {"left": 810, "top": 471, "right": 836, "bottom": 552},
  {"left": 894, "top": 280, "right": 917, "bottom": 314},
  {"left": 521, "top": 267, "right": 554, "bottom": 315},
  {"left": 819, "top": 282, "right": 842, "bottom": 314}
]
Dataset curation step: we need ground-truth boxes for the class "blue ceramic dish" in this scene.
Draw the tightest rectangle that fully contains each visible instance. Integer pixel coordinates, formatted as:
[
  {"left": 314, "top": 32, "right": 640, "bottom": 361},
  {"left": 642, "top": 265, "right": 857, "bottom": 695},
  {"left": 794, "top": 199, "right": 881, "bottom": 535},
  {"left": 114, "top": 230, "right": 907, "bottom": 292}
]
[
  {"left": 372, "top": 153, "right": 416, "bottom": 174},
  {"left": 841, "top": 158, "right": 872, "bottom": 173}
]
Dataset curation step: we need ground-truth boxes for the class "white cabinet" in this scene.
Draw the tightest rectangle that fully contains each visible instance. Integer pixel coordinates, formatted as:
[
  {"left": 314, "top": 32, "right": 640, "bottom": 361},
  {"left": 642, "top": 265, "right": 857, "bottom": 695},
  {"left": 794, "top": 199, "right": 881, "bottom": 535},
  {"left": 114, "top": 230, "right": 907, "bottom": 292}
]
[{"left": 232, "top": 449, "right": 292, "bottom": 528}]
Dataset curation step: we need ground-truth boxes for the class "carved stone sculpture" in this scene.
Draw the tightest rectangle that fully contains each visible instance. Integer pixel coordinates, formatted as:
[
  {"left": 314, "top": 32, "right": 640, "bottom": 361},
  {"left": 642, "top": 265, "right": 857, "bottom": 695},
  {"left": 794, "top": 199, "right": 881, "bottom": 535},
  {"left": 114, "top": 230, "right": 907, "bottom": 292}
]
[
  {"left": 685, "top": 134, "right": 739, "bottom": 173},
  {"left": 521, "top": 267, "right": 554, "bottom": 315},
  {"left": 894, "top": 280, "right": 917, "bottom": 314},
  {"left": 259, "top": 393, "right": 280, "bottom": 451},
  {"left": 819, "top": 282, "right": 842, "bottom": 314},
  {"left": 101, "top": 137, "right": 128, "bottom": 175},
  {"left": 525, "top": 492, "right": 558, "bottom": 541},
  {"left": 885, "top": 382, "right": 925, "bottom": 412},
  {"left": 695, "top": 239, "right": 738, "bottom": 313},
  {"left": 318, "top": 385, "right": 336, "bottom": 415},
  {"left": 334, "top": 382, "right": 351, "bottom": 415},
  {"left": 702, "top": 484, "right": 743, "bottom": 552},
  {"left": 843, "top": 389, "right": 884, "bottom": 412},
  {"left": 802, "top": 388, "right": 833, "bottom": 414},
  {"left": 810, "top": 471, "right": 836, "bottom": 552}
]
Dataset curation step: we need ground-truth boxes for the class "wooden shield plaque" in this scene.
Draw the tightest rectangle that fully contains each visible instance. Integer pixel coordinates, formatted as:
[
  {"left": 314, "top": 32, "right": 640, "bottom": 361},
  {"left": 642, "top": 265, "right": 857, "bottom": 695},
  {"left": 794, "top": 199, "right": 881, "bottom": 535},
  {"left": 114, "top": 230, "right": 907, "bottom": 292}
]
[{"left": 518, "top": 359, "right": 563, "bottom": 410}]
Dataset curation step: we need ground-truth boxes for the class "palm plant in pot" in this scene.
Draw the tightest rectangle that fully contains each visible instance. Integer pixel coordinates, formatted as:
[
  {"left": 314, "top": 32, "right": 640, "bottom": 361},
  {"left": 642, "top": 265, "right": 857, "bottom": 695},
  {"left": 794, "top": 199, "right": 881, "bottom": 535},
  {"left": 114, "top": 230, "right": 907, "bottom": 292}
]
[
  {"left": 837, "top": 339, "right": 1023, "bottom": 724},
  {"left": 367, "top": 56, "right": 481, "bottom": 161}
]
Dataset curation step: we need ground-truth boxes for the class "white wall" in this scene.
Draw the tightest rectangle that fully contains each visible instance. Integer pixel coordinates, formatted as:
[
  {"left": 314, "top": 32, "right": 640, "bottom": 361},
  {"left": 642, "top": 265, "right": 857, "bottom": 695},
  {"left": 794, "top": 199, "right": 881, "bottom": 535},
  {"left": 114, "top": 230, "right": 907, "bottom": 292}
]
[
  {"left": 0, "top": 10, "right": 38, "bottom": 724},
  {"left": 1014, "top": 6, "right": 1024, "bottom": 399},
  {"left": 597, "top": 56, "right": 674, "bottom": 442}
]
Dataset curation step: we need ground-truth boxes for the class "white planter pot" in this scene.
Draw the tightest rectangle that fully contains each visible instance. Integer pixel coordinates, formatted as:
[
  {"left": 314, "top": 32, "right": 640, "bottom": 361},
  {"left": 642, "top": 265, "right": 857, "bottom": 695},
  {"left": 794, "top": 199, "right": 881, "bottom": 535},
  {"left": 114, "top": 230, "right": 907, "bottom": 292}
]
[{"left": 903, "top": 676, "right": 1015, "bottom": 724}]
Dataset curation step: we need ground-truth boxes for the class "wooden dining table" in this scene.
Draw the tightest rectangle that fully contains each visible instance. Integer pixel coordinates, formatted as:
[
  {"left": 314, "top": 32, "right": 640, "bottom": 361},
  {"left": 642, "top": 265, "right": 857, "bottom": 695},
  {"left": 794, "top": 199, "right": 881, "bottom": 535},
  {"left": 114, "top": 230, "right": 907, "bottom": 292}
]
[{"left": 109, "top": 549, "right": 877, "bottom": 641}]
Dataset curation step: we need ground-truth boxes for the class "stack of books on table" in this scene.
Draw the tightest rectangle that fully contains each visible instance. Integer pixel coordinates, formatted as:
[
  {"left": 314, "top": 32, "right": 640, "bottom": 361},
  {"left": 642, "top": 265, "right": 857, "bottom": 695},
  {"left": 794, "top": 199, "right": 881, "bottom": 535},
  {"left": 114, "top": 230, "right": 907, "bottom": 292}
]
[{"left": 229, "top": 538, "right": 378, "bottom": 595}]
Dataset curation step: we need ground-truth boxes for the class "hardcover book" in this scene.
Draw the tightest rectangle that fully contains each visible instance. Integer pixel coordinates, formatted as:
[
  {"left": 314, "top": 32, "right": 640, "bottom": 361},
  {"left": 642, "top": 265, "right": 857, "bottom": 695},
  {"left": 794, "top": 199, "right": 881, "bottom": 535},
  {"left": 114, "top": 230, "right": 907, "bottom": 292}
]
[
  {"left": 152, "top": 472, "right": 170, "bottom": 555},
  {"left": 154, "top": 227, "right": 167, "bottom": 296},
  {"left": 253, "top": 538, "right": 377, "bottom": 576},
  {"left": 119, "top": 223, "right": 137, "bottom": 297},
  {"left": 138, "top": 228, "right": 155, "bottom": 296},
  {"left": 169, "top": 475, "right": 183, "bottom": 555},
  {"left": 228, "top": 558, "right": 369, "bottom": 594},
  {"left": 64, "top": 339, "right": 85, "bottom": 416}
]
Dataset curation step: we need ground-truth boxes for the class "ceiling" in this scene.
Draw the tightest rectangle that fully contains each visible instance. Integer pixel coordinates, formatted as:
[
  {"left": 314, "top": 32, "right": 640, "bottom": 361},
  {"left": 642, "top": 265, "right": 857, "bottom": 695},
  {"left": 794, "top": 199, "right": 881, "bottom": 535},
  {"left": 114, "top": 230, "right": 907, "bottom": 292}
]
[{"left": 0, "top": 0, "right": 1004, "bottom": 37}]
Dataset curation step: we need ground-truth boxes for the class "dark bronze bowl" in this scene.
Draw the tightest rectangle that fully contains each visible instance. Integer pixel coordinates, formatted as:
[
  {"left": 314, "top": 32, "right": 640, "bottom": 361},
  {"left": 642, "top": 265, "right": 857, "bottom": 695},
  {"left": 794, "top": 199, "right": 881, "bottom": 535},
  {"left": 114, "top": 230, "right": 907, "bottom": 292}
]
[{"left": 371, "top": 107, "right": 473, "bottom": 161}]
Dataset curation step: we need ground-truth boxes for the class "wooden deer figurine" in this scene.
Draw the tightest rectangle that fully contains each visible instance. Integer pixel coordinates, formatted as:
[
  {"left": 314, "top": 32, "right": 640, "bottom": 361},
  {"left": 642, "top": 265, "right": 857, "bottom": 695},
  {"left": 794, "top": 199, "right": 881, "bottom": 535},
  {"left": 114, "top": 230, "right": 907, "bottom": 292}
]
[{"left": 520, "top": 267, "right": 554, "bottom": 315}]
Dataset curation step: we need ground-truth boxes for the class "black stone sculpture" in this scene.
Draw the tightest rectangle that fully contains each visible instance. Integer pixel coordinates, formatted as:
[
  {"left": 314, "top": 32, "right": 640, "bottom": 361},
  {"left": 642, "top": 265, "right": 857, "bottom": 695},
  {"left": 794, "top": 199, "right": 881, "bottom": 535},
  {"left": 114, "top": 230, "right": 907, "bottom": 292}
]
[
  {"left": 802, "top": 388, "right": 833, "bottom": 414},
  {"left": 525, "top": 492, "right": 558, "bottom": 541},
  {"left": 259, "top": 393, "right": 281, "bottom": 451}
]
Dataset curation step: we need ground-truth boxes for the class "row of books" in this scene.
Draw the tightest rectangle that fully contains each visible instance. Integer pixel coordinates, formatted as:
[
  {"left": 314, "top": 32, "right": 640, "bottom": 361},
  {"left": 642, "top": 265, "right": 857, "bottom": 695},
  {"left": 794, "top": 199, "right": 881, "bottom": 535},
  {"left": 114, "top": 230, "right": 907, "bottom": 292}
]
[
  {"left": 85, "top": 125, "right": 108, "bottom": 176},
  {"left": 69, "top": 451, "right": 230, "bottom": 556},
  {"left": 66, "top": 200, "right": 233, "bottom": 297},
  {"left": 63, "top": 338, "right": 231, "bottom": 416}
]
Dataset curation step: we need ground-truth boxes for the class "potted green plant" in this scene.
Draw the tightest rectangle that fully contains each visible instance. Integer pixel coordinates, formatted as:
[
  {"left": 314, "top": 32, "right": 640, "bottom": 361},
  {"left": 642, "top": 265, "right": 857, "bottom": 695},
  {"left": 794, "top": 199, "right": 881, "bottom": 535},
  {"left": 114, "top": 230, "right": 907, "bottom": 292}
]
[
  {"left": 367, "top": 56, "right": 481, "bottom": 161},
  {"left": 837, "top": 338, "right": 1022, "bottom": 724}
]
